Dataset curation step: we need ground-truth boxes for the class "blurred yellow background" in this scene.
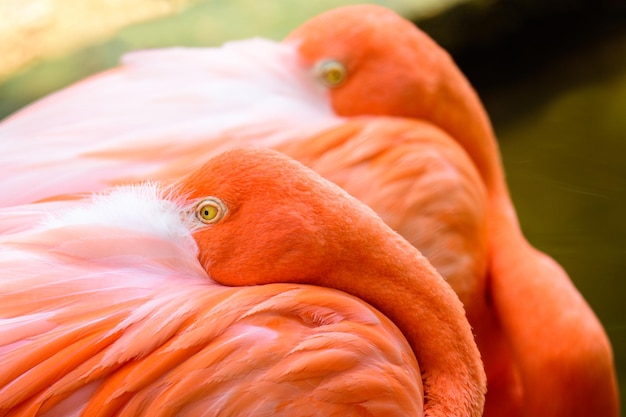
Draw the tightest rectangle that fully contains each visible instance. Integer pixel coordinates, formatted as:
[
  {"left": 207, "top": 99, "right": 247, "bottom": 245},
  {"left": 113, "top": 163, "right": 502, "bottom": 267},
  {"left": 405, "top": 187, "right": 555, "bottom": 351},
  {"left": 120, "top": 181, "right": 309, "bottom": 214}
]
[{"left": 0, "top": 0, "right": 463, "bottom": 82}]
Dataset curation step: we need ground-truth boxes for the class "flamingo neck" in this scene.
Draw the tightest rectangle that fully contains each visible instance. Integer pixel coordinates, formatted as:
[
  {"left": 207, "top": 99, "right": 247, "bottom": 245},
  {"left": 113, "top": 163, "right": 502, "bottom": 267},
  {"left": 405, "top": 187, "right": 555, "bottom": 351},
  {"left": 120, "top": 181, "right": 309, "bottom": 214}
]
[
  {"left": 432, "top": 60, "right": 527, "bottom": 246},
  {"left": 318, "top": 219, "right": 486, "bottom": 417},
  {"left": 418, "top": 51, "right": 510, "bottom": 204}
]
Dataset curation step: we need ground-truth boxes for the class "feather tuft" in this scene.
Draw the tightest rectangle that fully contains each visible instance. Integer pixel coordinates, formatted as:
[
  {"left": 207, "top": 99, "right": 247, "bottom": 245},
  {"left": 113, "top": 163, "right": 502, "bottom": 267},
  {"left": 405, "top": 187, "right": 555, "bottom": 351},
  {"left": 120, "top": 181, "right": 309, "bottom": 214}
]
[{"left": 42, "top": 183, "right": 199, "bottom": 255}]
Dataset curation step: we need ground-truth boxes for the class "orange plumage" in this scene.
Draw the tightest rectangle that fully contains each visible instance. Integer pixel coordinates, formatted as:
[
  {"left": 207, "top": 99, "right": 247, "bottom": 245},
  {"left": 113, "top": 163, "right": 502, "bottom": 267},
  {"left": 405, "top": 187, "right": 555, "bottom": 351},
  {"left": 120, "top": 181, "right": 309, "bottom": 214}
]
[
  {"left": 286, "top": 7, "right": 619, "bottom": 416},
  {"left": 0, "top": 148, "right": 490, "bottom": 416},
  {"left": 0, "top": 4, "right": 619, "bottom": 417}
]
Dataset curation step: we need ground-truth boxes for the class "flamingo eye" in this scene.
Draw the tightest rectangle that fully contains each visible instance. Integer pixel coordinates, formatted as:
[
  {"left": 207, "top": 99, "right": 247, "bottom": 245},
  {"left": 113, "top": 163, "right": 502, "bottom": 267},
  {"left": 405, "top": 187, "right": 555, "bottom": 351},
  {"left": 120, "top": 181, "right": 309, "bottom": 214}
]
[
  {"left": 195, "top": 197, "right": 228, "bottom": 224},
  {"left": 314, "top": 59, "right": 347, "bottom": 87}
]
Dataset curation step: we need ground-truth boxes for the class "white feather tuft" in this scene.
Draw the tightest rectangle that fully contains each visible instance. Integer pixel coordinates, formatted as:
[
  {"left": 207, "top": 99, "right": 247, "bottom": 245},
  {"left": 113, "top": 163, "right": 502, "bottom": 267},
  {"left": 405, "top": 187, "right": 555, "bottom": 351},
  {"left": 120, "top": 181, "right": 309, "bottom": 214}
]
[{"left": 43, "top": 183, "right": 199, "bottom": 254}]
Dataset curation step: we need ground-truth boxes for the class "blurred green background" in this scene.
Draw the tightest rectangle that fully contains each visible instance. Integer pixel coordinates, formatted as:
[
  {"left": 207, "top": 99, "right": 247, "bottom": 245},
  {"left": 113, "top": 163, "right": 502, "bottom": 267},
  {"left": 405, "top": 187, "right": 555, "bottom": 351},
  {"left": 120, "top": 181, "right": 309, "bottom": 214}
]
[{"left": 1, "top": 0, "right": 624, "bottom": 411}]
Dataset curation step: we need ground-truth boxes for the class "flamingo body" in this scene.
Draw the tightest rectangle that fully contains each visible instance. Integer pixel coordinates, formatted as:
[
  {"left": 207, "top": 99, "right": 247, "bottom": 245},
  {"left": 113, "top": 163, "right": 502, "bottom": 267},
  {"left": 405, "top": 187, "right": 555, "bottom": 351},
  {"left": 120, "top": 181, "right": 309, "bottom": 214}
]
[
  {"left": 0, "top": 39, "right": 340, "bottom": 206},
  {"left": 0, "top": 160, "right": 427, "bottom": 416}
]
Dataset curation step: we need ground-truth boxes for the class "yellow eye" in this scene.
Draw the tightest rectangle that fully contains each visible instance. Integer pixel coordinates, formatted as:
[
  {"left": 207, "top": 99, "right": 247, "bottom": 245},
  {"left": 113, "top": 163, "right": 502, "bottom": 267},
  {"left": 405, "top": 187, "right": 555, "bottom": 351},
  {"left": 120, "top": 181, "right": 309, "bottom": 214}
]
[
  {"left": 195, "top": 197, "right": 227, "bottom": 224},
  {"left": 314, "top": 59, "right": 347, "bottom": 88}
]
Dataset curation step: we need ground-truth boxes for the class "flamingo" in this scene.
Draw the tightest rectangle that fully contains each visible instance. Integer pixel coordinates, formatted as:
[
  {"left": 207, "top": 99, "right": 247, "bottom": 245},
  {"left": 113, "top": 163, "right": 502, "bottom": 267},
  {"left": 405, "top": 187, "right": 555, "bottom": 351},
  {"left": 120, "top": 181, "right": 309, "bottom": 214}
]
[
  {"left": 0, "top": 147, "right": 485, "bottom": 417},
  {"left": 285, "top": 9, "right": 620, "bottom": 415},
  {"left": 0, "top": 4, "right": 619, "bottom": 416}
]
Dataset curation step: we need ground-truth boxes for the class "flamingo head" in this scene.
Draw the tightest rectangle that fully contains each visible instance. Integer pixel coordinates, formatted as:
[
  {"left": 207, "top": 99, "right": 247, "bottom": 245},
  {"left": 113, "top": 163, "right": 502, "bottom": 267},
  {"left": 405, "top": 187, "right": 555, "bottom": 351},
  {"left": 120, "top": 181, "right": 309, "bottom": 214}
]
[
  {"left": 285, "top": 5, "right": 450, "bottom": 120},
  {"left": 285, "top": 5, "right": 502, "bottom": 188},
  {"left": 175, "top": 147, "right": 382, "bottom": 287}
]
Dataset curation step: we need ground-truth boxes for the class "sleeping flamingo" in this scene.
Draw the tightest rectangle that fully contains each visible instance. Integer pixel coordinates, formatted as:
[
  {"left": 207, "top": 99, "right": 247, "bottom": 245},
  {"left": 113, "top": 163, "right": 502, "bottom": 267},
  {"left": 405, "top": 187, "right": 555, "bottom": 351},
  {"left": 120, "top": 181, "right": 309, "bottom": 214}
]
[
  {"left": 0, "top": 5, "right": 619, "bottom": 416},
  {"left": 0, "top": 148, "right": 485, "bottom": 417}
]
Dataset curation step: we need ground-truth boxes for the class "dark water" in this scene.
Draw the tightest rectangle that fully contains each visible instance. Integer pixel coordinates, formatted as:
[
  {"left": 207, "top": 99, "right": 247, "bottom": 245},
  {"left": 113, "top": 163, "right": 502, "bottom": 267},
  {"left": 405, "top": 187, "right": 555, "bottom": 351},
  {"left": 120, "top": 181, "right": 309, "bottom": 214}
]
[{"left": 1, "top": 1, "right": 624, "bottom": 411}]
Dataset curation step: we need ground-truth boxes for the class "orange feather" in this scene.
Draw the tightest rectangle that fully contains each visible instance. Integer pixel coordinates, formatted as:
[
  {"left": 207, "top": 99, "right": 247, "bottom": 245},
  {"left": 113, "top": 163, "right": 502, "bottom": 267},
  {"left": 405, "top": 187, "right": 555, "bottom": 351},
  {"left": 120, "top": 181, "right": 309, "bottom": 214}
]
[
  {"left": 286, "top": 6, "right": 619, "bottom": 416},
  {"left": 0, "top": 4, "right": 619, "bottom": 417},
  {"left": 0, "top": 148, "right": 487, "bottom": 416}
]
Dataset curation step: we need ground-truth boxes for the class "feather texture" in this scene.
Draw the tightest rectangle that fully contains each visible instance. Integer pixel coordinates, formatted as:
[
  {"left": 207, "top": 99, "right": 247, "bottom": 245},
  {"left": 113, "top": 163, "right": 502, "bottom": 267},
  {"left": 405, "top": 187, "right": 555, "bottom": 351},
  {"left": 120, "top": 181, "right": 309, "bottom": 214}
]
[
  {"left": 0, "top": 39, "right": 341, "bottom": 207},
  {"left": 0, "top": 4, "right": 618, "bottom": 416},
  {"left": 0, "top": 183, "right": 424, "bottom": 416}
]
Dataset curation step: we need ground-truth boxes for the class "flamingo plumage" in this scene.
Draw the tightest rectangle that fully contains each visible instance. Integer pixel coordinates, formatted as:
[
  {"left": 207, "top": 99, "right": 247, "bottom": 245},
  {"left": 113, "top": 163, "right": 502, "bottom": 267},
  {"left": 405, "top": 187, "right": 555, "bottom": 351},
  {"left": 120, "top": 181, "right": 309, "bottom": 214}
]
[
  {"left": 287, "top": 8, "right": 620, "bottom": 415},
  {"left": 0, "top": 4, "right": 619, "bottom": 417},
  {"left": 0, "top": 148, "right": 486, "bottom": 416}
]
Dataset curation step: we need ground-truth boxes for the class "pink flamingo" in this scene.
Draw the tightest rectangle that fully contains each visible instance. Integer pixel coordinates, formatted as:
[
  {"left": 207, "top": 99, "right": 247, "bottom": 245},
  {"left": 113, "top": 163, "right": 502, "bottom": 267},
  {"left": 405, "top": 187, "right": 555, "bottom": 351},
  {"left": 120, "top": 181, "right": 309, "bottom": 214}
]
[{"left": 0, "top": 148, "right": 484, "bottom": 416}]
